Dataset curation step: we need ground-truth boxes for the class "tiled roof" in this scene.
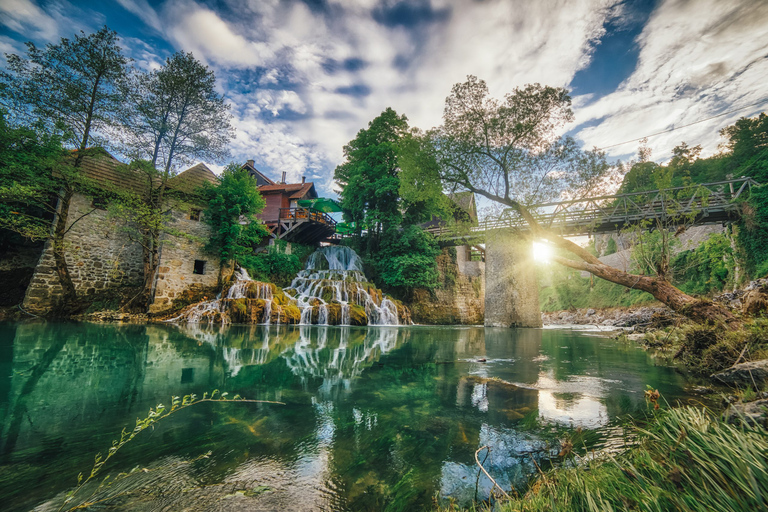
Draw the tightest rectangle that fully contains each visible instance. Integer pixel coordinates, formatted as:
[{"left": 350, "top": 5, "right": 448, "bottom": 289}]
[
  {"left": 73, "top": 150, "right": 148, "bottom": 195},
  {"left": 167, "top": 162, "right": 218, "bottom": 194},
  {"left": 258, "top": 182, "right": 317, "bottom": 199},
  {"left": 242, "top": 161, "right": 275, "bottom": 185},
  {"left": 70, "top": 150, "right": 217, "bottom": 197}
]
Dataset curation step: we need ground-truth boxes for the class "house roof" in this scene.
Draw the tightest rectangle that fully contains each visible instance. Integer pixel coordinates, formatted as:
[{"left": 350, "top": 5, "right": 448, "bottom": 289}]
[
  {"left": 448, "top": 191, "right": 478, "bottom": 222},
  {"left": 242, "top": 161, "right": 275, "bottom": 185},
  {"left": 167, "top": 162, "right": 218, "bottom": 194},
  {"left": 73, "top": 149, "right": 148, "bottom": 195},
  {"left": 258, "top": 182, "right": 317, "bottom": 200},
  {"left": 71, "top": 149, "right": 217, "bottom": 197}
]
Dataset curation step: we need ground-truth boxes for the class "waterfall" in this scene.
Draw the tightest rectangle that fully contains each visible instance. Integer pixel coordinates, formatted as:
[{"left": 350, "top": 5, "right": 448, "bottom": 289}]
[
  {"left": 286, "top": 246, "right": 401, "bottom": 326},
  {"left": 168, "top": 246, "right": 408, "bottom": 326}
]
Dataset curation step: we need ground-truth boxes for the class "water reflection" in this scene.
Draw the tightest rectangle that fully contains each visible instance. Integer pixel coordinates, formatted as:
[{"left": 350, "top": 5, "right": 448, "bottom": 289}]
[{"left": 0, "top": 322, "right": 700, "bottom": 511}]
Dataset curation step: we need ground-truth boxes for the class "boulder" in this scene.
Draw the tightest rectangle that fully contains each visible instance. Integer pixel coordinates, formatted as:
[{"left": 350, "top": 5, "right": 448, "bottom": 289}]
[
  {"left": 723, "top": 399, "right": 768, "bottom": 428},
  {"left": 743, "top": 288, "right": 768, "bottom": 315},
  {"left": 712, "top": 360, "right": 768, "bottom": 386}
]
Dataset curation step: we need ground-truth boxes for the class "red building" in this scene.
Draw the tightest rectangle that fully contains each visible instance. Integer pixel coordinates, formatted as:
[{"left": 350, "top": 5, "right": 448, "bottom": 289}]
[{"left": 242, "top": 160, "right": 337, "bottom": 244}]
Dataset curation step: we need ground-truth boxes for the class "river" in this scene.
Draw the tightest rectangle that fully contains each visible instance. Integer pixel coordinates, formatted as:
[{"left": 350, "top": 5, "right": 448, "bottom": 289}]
[{"left": 0, "top": 322, "right": 708, "bottom": 511}]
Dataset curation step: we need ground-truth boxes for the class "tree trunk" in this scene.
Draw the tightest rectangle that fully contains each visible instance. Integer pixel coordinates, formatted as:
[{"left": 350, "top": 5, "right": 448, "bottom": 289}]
[
  {"left": 505, "top": 197, "right": 741, "bottom": 328},
  {"left": 552, "top": 256, "right": 740, "bottom": 327},
  {"left": 52, "top": 187, "right": 79, "bottom": 312}
]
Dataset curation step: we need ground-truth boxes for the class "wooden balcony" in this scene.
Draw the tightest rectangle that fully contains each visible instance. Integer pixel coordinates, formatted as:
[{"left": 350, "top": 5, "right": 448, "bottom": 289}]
[{"left": 264, "top": 207, "right": 337, "bottom": 244}]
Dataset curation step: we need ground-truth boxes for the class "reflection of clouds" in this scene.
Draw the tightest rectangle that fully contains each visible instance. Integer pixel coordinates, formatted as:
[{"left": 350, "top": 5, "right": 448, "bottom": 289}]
[
  {"left": 441, "top": 423, "right": 552, "bottom": 506},
  {"left": 534, "top": 372, "right": 611, "bottom": 428}
]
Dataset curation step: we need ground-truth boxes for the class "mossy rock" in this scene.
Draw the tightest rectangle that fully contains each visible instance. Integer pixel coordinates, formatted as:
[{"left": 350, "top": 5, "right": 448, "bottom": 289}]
[
  {"left": 281, "top": 304, "right": 302, "bottom": 324},
  {"left": 326, "top": 302, "right": 342, "bottom": 324},
  {"left": 349, "top": 304, "right": 368, "bottom": 326}
]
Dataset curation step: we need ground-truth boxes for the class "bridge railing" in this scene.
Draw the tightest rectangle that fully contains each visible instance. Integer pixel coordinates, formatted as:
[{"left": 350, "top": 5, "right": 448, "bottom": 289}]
[{"left": 428, "top": 177, "right": 759, "bottom": 240}]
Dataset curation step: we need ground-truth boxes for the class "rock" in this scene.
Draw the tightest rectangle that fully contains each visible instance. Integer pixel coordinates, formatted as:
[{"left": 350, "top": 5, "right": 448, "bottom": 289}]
[
  {"left": 742, "top": 288, "right": 768, "bottom": 315},
  {"left": 712, "top": 360, "right": 768, "bottom": 386},
  {"left": 723, "top": 399, "right": 768, "bottom": 428},
  {"left": 586, "top": 309, "right": 596, "bottom": 316}
]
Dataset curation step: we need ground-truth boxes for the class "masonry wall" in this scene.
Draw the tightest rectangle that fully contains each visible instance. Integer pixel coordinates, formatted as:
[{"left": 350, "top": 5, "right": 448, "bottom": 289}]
[
  {"left": 149, "top": 209, "right": 220, "bottom": 314},
  {"left": 409, "top": 246, "right": 485, "bottom": 324},
  {"left": 23, "top": 193, "right": 144, "bottom": 312}
]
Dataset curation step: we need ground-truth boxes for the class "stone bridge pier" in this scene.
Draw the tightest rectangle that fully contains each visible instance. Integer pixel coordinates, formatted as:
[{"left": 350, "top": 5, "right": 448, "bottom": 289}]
[{"left": 484, "top": 230, "right": 542, "bottom": 328}]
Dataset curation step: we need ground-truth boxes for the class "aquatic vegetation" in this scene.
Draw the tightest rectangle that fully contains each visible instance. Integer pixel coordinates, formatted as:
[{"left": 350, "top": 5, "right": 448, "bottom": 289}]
[{"left": 58, "top": 391, "right": 283, "bottom": 512}]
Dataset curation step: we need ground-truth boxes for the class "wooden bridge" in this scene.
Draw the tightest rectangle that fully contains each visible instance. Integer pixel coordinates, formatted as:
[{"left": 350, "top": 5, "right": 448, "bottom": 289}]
[{"left": 428, "top": 177, "right": 760, "bottom": 244}]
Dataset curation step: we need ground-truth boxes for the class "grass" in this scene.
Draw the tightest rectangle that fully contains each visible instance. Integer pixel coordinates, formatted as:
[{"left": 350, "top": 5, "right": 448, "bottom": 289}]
[
  {"left": 435, "top": 406, "right": 768, "bottom": 512},
  {"left": 539, "top": 268, "right": 657, "bottom": 312}
]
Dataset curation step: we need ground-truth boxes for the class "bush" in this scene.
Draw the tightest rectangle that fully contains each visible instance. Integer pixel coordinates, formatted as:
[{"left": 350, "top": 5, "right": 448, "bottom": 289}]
[
  {"left": 672, "top": 232, "right": 737, "bottom": 295},
  {"left": 243, "top": 241, "right": 314, "bottom": 287}
]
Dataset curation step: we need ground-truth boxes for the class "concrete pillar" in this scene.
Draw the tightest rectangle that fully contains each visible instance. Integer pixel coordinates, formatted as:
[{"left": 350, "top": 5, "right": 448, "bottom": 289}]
[{"left": 484, "top": 230, "right": 542, "bottom": 327}]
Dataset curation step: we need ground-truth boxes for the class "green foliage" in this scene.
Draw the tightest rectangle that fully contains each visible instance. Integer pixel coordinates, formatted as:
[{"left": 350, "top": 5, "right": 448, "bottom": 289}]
[
  {"left": 334, "top": 109, "right": 443, "bottom": 293},
  {"left": 334, "top": 107, "right": 409, "bottom": 243},
  {"left": 630, "top": 227, "right": 679, "bottom": 279},
  {"left": 204, "top": 164, "right": 267, "bottom": 266},
  {"left": 0, "top": 27, "right": 129, "bottom": 151},
  {"left": 672, "top": 318, "right": 768, "bottom": 374},
  {"left": 244, "top": 241, "right": 315, "bottom": 287},
  {"left": 539, "top": 256, "right": 656, "bottom": 312},
  {"left": 672, "top": 233, "right": 737, "bottom": 295},
  {"left": 604, "top": 237, "right": 617, "bottom": 256},
  {"left": 0, "top": 112, "right": 64, "bottom": 241},
  {"left": 121, "top": 51, "right": 234, "bottom": 174},
  {"left": 375, "top": 225, "right": 441, "bottom": 291},
  {"left": 739, "top": 185, "right": 768, "bottom": 278}
]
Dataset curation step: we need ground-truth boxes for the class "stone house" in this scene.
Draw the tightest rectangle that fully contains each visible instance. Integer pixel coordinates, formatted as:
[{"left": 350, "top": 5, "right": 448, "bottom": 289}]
[{"left": 22, "top": 151, "right": 221, "bottom": 314}]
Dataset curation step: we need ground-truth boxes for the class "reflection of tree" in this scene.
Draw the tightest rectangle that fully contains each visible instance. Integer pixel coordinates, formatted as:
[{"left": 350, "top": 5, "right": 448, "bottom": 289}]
[{"left": 1, "top": 324, "right": 67, "bottom": 459}]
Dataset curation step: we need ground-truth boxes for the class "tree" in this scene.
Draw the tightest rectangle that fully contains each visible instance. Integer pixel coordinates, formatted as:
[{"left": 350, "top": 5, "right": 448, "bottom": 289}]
[
  {"left": 204, "top": 164, "right": 267, "bottom": 280},
  {"left": 334, "top": 109, "right": 444, "bottom": 292},
  {"left": 0, "top": 27, "right": 129, "bottom": 309},
  {"left": 429, "top": 75, "right": 738, "bottom": 326},
  {"left": 334, "top": 108, "right": 409, "bottom": 254},
  {"left": 115, "top": 52, "right": 234, "bottom": 309},
  {"left": 0, "top": 112, "right": 64, "bottom": 242},
  {"left": 121, "top": 52, "right": 234, "bottom": 175}
]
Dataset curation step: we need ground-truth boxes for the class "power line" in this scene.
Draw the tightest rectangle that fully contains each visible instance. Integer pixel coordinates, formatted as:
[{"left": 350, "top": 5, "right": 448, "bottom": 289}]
[{"left": 594, "top": 98, "right": 768, "bottom": 151}]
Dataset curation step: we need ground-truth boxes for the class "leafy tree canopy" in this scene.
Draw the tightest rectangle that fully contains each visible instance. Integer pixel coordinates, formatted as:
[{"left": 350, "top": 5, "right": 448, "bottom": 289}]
[{"left": 204, "top": 164, "right": 268, "bottom": 266}]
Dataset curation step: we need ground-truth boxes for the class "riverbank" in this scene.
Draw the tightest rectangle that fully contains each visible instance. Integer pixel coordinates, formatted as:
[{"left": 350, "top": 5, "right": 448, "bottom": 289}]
[{"left": 436, "top": 405, "right": 768, "bottom": 512}]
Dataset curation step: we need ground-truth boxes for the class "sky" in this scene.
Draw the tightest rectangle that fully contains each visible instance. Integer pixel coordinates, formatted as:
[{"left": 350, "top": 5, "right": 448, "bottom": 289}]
[{"left": 1, "top": 0, "right": 767, "bottom": 197}]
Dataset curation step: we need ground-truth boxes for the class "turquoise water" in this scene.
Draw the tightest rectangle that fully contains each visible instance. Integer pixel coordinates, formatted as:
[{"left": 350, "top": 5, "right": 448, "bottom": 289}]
[{"left": 0, "top": 322, "right": 706, "bottom": 511}]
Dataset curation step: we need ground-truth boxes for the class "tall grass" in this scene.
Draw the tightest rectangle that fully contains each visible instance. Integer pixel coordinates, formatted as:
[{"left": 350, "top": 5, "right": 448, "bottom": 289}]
[{"left": 438, "top": 407, "right": 768, "bottom": 512}]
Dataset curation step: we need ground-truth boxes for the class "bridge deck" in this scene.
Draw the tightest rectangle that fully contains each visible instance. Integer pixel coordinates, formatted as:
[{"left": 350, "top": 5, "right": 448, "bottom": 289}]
[{"left": 429, "top": 177, "right": 759, "bottom": 244}]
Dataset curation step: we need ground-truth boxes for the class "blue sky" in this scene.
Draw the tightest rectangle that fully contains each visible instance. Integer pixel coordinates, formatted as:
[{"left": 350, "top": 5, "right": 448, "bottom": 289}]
[{"left": 1, "top": 0, "right": 767, "bottom": 196}]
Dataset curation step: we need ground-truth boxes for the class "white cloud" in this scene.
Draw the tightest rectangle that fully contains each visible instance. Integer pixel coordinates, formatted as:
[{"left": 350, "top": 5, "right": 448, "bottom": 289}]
[
  {"left": 163, "top": 0, "right": 276, "bottom": 68},
  {"left": 115, "top": 0, "right": 162, "bottom": 32},
  {"left": 574, "top": 0, "right": 768, "bottom": 160},
  {"left": 0, "top": 0, "right": 60, "bottom": 40}
]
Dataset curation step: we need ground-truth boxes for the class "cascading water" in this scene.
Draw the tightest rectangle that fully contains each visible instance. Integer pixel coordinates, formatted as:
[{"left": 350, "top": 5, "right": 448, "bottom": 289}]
[
  {"left": 285, "top": 246, "right": 403, "bottom": 326},
  {"left": 169, "top": 246, "right": 409, "bottom": 326}
]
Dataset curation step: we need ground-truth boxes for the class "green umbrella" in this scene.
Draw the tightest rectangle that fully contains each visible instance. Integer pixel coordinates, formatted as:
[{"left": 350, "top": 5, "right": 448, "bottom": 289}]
[
  {"left": 297, "top": 198, "right": 343, "bottom": 213},
  {"left": 335, "top": 222, "right": 357, "bottom": 234}
]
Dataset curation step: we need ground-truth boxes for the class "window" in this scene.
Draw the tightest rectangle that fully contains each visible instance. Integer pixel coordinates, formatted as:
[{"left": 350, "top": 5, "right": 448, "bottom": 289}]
[
  {"left": 189, "top": 209, "right": 201, "bottom": 221},
  {"left": 91, "top": 196, "right": 108, "bottom": 210},
  {"left": 193, "top": 260, "right": 206, "bottom": 275},
  {"left": 181, "top": 367, "right": 194, "bottom": 384}
]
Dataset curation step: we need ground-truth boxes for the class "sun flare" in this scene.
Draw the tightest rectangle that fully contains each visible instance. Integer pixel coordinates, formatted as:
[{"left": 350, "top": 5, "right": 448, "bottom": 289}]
[{"left": 532, "top": 241, "right": 553, "bottom": 264}]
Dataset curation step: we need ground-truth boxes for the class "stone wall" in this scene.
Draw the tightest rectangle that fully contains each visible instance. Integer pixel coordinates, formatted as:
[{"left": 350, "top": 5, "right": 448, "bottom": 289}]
[
  {"left": 149, "top": 209, "right": 220, "bottom": 314},
  {"left": 23, "top": 193, "right": 144, "bottom": 312},
  {"left": 409, "top": 246, "right": 485, "bottom": 325},
  {"left": 0, "top": 243, "right": 43, "bottom": 308},
  {"left": 22, "top": 193, "right": 219, "bottom": 314}
]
